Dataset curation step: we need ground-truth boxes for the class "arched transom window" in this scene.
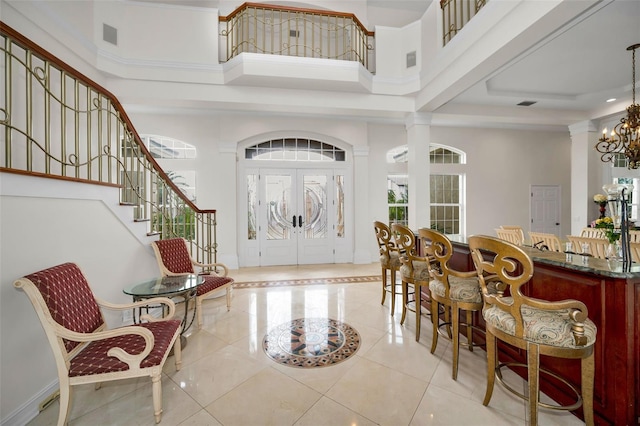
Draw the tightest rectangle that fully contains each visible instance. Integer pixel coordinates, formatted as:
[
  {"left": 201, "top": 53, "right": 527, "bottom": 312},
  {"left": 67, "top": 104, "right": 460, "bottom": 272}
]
[{"left": 245, "top": 138, "right": 345, "bottom": 161}]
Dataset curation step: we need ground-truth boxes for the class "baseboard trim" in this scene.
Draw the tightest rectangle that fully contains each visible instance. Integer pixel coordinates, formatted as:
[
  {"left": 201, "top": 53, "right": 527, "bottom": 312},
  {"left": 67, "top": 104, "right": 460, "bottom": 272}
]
[{"left": 1, "top": 379, "right": 58, "bottom": 426}]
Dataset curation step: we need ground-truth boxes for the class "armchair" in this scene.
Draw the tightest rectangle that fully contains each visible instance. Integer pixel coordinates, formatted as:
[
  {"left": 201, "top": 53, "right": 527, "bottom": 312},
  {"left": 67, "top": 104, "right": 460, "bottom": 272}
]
[
  {"left": 14, "top": 262, "right": 182, "bottom": 425},
  {"left": 151, "top": 238, "right": 234, "bottom": 330}
]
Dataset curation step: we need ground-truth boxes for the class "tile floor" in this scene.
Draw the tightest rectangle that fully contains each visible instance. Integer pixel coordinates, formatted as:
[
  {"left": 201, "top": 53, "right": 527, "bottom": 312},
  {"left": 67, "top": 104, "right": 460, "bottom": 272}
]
[{"left": 29, "top": 263, "right": 584, "bottom": 425}]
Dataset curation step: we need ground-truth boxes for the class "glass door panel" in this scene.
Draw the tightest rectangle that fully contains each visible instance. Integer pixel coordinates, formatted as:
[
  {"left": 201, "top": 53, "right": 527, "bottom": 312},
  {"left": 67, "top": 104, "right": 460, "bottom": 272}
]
[{"left": 265, "top": 174, "right": 292, "bottom": 241}]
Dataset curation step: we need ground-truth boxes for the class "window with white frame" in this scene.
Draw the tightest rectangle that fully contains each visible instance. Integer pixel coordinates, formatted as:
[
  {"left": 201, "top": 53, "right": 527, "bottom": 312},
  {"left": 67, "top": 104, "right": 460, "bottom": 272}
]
[
  {"left": 387, "top": 174, "right": 408, "bottom": 226},
  {"left": 386, "top": 144, "right": 465, "bottom": 233}
]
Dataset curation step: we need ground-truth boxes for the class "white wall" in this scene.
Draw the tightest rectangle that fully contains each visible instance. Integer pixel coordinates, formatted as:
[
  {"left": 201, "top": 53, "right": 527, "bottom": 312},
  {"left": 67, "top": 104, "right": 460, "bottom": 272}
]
[
  {"left": 431, "top": 126, "right": 572, "bottom": 237},
  {"left": 0, "top": 174, "right": 160, "bottom": 425}
]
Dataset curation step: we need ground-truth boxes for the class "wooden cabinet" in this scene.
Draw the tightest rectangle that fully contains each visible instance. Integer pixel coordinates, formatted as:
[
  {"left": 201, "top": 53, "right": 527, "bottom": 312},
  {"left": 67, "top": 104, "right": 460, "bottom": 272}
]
[{"left": 447, "top": 240, "right": 640, "bottom": 425}]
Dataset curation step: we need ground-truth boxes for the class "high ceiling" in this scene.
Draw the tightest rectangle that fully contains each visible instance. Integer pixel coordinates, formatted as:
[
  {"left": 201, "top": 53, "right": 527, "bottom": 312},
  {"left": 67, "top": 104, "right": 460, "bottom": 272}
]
[
  {"left": 129, "top": 0, "right": 639, "bottom": 127},
  {"left": 444, "top": 0, "right": 640, "bottom": 123}
]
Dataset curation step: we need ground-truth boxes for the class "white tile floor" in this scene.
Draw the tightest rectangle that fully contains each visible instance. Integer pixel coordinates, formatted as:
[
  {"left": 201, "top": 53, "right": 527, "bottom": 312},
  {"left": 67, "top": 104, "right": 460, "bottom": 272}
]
[{"left": 29, "top": 263, "right": 584, "bottom": 425}]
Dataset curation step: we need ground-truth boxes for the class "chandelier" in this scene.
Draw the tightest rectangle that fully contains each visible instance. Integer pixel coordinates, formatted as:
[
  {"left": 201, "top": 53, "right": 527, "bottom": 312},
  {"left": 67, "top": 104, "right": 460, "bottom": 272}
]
[{"left": 595, "top": 43, "right": 640, "bottom": 169}]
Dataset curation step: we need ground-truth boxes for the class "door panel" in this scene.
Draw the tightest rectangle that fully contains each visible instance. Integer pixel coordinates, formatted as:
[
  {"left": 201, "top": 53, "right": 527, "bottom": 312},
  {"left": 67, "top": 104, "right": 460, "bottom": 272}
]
[
  {"left": 531, "top": 185, "right": 561, "bottom": 236},
  {"left": 259, "top": 169, "right": 335, "bottom": 266}
]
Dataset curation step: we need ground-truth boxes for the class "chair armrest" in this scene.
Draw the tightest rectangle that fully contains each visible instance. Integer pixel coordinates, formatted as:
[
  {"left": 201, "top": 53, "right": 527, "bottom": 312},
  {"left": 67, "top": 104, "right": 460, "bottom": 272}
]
[
  {"left": 49, "top": 320, "right": 156, "bottom": 368},
  {"left": 96, "top": 296, "right": 176, "bottom": 320},
  {"left": 192, "top": 261, "right": 229, "bottom": 277}
]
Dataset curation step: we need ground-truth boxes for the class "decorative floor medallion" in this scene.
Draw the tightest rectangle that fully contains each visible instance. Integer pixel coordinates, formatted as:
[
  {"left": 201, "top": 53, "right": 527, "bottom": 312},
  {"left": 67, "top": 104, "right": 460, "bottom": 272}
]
[{"left": 263, "top": 318, "right": 361, "bottom": 368}]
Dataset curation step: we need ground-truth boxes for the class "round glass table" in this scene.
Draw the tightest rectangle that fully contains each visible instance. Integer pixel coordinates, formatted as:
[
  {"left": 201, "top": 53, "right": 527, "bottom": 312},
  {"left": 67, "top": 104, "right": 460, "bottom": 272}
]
[{"left": 123, "top": 274, "right": 204, "bottom": 348}]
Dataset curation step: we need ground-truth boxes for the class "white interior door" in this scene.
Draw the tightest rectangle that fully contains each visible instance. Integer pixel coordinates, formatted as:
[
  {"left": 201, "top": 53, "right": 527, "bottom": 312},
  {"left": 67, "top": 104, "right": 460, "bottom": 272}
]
[
  {"left": 531, "top": 185, "right": 561, "bottom": 235},
  {"left": 259, "top": 169, "right": 335, "bottom": 266}
]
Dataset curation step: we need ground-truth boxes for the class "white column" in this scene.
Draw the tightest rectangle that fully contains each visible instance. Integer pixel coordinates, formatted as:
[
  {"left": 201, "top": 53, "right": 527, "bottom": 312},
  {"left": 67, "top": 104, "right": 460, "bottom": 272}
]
[
  {"left": 352, "top": 145, "right": 371, "bottom": 264},
  {"left": 405, "top": 113, "right": 432, "bottom": 230},
  {"left": 217, "top": 142, "right": 239, "bottom": 269},
  {"left": 568, "top": 121, "right": 604, "bottom": 236}
]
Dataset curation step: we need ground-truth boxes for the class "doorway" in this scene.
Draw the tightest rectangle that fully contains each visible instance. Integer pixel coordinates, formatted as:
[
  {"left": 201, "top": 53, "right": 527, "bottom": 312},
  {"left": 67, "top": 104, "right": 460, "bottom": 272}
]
[
  {"left": 530, "top": 185, "right": 561, "bottom": 235},
  {"left": 241, "top": 167, "right": 350, "bottom": 266}
]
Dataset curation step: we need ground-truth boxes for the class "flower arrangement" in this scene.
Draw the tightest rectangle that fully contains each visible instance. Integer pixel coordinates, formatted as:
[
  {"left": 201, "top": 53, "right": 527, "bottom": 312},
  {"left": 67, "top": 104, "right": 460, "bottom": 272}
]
[
  {"left": 593, "top": 194, "right": 608, "bottom": 218},
  {"left": 593, "top": 194, "right": 607, "bottom": 204},
  {"left": 593, "top": 216, "right": 619, "bottom": 244}
]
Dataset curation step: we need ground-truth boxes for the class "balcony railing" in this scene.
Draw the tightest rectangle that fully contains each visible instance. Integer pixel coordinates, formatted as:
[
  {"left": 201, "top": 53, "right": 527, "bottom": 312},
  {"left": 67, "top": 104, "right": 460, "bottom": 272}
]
[
  {"left": 441, "top": 0, "right": 487, "bottom": 45},
  {"left": 0, "top": 22, "right": 218, "bottom": 265},
  {"left": 219, "top": 2, "right": 375, "bottom": 72}
]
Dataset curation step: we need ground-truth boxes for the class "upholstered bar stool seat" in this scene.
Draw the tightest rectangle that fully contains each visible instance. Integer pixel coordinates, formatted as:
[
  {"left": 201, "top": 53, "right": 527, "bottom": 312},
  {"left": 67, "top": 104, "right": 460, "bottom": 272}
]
[
  {"left": 483, "top": 303, "right": 597, "bottom": 349},
  {"left": 430, "top": 275, "right": 483, "bottom": 304}
]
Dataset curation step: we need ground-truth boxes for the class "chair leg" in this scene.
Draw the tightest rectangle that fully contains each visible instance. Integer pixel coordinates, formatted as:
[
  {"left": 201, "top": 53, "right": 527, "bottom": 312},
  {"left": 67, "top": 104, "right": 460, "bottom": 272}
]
[
  {"left": 452, "top": 302, "right": 460, "bottom": 380},
  {"left": 483, "top": 330, "right": 496, "bottom": 406},
  {"left": 381, "top": 267, "right": 387, "bottom": 306},
  {"left": 57, "top": 380, "right": 71, "bottom": 426},
  {"left": 527, "top": 342, "right": 540, "bottom": 426},
  {"left": 226, "top": 286, "right": 231, "bottom": 311},
  {"left": 174, "top": 332, "right": 183, "bottom": 371},
  {"left": 466, "top": 310, "right": 473, "bottom": 352},
  {"left": 390, "top": 269, "right": 397, "bottom": 316},
  {"left": 430, "top": 297, "right": 439, "bottom": 353},
  {"left": 415, "top": 284, "right": 422, "bottom": 342},
  {"left": 444, "top": 305, "right": 452, "bottom": 338},
  {"left": 196, "top": 296, "right": 203, "bottom": 330},
  {"left": 151, "top": 373, "right": 163, "bottom": 424},
  {"left": 400, "top": 281, "right": 408, "bottom": 325},
  {"left": 582, "top": 351, "right": 595, "bottom": 426}
]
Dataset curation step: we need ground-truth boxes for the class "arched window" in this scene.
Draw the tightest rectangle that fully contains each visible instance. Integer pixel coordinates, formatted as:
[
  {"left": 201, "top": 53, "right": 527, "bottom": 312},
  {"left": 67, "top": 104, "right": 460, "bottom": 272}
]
[
  {"left": 245, "top": 138, "right": 345, "bottom": 161},
  {"left": 141, "top": 135, "right": 197, "bottom": 159},
  {"left": 386, "top": 144, "right": 465, "bottom": 164},
  {"left": 140, "top": 134, "right": 197, "bottom": 201}
]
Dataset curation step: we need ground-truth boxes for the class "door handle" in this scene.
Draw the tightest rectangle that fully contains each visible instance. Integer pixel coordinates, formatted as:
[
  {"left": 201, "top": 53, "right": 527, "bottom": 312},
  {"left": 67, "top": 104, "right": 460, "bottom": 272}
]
[
  {"left": 298, "top": 215, "right": 303, "bottom": 228},
  {"left": 292, "top": 215, "right": 297, "bottom": 228}
]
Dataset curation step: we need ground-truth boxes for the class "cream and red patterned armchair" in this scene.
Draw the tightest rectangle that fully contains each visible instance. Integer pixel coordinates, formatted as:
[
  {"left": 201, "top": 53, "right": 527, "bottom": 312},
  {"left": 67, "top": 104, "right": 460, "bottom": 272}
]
[
  {"left": 151, "top": 238, "right": 234, "bottom": 330},
  {"left": 14, "top": 262, "right": 182, "bottom": 425}
]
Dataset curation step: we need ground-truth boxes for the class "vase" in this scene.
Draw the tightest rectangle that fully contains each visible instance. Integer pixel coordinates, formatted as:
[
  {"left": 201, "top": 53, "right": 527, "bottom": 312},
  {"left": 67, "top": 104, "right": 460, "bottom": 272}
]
[{"left": 598, "top": 202, "right": 607, "bottom": 219}]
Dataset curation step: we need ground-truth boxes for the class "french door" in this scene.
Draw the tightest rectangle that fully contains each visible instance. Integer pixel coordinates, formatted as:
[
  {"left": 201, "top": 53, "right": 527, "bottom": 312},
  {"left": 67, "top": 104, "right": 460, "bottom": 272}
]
[{"left": 257, "top": 168, "right": 341, "bottom": 266}]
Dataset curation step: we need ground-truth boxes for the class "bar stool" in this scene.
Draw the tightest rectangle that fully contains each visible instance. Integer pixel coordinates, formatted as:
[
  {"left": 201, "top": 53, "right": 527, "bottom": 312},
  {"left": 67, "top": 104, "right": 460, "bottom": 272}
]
[
  {"left": 374, "top": 221, "right": 402, "bottom": 315},
  {"left": 391, "top": 223, "right": 433, "bottom": 341},
  {"left": 468, "top": 235, "right": 596, "bottom": 425},
  {"left": 421, "top": 228, "right": 483, "bottom": 380}
]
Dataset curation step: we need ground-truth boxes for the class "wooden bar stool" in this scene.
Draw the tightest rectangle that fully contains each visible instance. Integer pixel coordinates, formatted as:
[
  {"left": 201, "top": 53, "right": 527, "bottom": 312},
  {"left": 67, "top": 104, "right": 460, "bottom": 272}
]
[
  {"left": 421, "top": 228, "right": 483, "bottom": 380},
  {"left": 391, "top": 223, "right": 433, "bottom": 341},
  {"left": 468, "top": 235, "right": 596, "bottom": 425},
  {"left": 374, "top": 221, "right": 402, "bottom": 315}
]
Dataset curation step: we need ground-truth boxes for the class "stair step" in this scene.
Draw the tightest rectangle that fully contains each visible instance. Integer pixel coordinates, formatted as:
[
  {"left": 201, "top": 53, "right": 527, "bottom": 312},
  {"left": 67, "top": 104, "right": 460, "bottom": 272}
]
[
  {"left": 134, "top": 218, "right": 150, "bottom": 222},
  {"left": 147, "top": 231, "right": 161, "bottom": 236}
]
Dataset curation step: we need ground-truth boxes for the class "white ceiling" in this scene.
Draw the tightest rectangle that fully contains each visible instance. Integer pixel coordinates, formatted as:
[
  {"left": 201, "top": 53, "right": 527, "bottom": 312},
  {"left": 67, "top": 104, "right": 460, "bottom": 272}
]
[{"left": 445, "top": 0, "right": 640, "bottom": 121}]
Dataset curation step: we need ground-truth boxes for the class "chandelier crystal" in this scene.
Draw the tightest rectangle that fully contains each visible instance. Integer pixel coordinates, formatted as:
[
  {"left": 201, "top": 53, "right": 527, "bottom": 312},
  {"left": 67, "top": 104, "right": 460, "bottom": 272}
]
[{"left": 595, "top": 43, "right": 640, "bottom": 169}]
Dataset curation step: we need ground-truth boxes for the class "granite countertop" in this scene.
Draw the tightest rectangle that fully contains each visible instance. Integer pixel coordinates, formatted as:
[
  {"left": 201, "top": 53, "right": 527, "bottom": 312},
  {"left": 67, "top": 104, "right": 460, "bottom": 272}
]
[{"left": 448, "top": 234, "right": 640, "bottom": 278}]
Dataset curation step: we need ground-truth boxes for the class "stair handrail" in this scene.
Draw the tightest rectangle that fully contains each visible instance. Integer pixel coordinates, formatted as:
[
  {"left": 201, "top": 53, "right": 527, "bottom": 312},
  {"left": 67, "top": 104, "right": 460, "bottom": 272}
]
[{"left": 0, "top": 22, "right": 218, "bottom": 264}]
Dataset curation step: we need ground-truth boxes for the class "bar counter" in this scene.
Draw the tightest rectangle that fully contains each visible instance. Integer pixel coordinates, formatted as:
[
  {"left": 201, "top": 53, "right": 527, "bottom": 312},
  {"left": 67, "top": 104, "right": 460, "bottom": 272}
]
[{"left": 445, "top": 236, "right": 639, "bottom": 425}]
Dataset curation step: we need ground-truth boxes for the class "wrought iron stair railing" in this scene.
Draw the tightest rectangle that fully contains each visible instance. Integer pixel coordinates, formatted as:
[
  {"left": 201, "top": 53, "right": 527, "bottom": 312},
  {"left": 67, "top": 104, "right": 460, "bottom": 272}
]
[{"left": 0, "top": 22, "right": 218, "bottom": 265}]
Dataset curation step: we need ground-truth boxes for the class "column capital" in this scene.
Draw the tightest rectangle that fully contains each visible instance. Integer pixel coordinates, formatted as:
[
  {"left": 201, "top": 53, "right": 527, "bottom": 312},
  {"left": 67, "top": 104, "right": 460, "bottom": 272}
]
[
  {"left": 405, "top": 112, "right": 433, "bottom": 130},
  {"left": 568, "top": 120, "right": 598, "bottom": 137}
]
